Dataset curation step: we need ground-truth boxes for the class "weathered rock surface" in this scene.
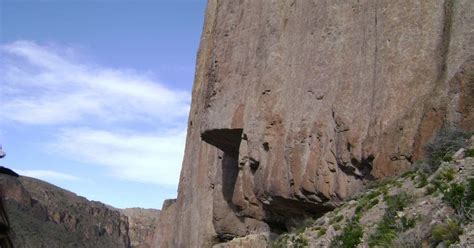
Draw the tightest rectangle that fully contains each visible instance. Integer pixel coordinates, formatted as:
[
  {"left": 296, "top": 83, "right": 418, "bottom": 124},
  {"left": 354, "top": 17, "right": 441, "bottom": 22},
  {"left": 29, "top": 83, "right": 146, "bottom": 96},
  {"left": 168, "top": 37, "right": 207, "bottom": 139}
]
[
  {"left": 0, "top": 173, "right": 131, "bottom": 248},
  {"left": 156, "top": 0, "right": 473, "bottom": 247},
  {"left": 153, "top": 199, "right": 177, "bottom": 248},
  {"left": 121, "top": 208, "right": 161, "bottom": 248},
  {"left": 212, "top": 234, "right": 269, "bottom": 248},
  {"left": 274, "top": 154, "right": 474, "bottom": 247}
]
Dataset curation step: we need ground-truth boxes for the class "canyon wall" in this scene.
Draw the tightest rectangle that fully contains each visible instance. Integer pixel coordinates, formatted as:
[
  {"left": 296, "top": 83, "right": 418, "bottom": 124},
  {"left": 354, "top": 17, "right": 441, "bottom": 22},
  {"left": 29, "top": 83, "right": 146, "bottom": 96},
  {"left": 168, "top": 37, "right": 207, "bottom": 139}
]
[
  {"left": 121, "top": 208, "right": 161, "bottom": 248},
  {"left": 0, "top": 169, "right": 162, "bottom": 248},
  {"left": 157, "top": 0, "right": 473, "bottom": 247},
  {"left": 0, "top": 173, "right": 131, "bottom": 248}
]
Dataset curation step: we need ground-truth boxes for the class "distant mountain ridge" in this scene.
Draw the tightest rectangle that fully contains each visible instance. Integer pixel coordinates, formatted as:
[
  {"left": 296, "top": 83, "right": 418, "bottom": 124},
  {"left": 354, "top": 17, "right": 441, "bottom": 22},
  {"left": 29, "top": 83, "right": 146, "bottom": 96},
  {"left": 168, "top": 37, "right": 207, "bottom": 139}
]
[{"left": 0, "top": 169, "right": 160, "bottom": 248}]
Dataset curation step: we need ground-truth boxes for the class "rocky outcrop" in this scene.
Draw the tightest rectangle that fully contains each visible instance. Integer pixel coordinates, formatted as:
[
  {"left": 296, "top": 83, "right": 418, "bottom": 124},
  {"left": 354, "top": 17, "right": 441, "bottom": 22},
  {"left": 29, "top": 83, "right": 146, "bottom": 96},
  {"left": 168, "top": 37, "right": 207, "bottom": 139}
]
[
  {"left": 121, "top": 208, "right": 161, "bottom": 248},
  {"left": 272, "top": 145, "right": 474, "bottom": 247},
  {"left": 0, "top": 173, "right": 131, "bottom": 248},
  {"left": 156, "top": 0, "right": 473, "bottom": 247}
]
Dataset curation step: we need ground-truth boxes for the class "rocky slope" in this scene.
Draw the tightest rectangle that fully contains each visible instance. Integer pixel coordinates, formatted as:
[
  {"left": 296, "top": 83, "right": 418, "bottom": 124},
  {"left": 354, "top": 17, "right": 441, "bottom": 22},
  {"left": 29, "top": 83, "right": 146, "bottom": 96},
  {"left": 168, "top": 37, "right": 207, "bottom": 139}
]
[
  {"left": 156, "top": 0, "right": 473, "bottom": 247},
  {"left": 269, "top": 138, "right": 474, "bottom": 248},
  {"left": 0, "top": 172, "right": 160, "bottom": 248}
]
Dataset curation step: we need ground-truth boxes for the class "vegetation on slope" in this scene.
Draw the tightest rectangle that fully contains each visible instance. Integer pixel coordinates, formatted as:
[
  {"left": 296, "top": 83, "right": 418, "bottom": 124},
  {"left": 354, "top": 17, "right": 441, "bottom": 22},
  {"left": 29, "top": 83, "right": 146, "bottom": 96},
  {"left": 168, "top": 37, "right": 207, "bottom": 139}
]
[{"left": 272, "top": 127, "right": 474, "bottom": 248}]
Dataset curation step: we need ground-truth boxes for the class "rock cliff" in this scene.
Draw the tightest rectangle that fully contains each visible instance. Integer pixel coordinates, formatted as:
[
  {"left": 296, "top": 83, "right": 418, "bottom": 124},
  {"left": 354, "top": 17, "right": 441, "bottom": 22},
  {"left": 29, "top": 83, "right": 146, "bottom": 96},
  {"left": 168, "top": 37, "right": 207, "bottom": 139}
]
[
  {"left": 156, "top": 0, "right": 473, "bottom": 247},
  {"left": 121, "top": 208, "right": 161, "bottom": 248},
  {"left": 0, "top": 173, "right": 131, "bottom": 248},
  {"left": 0, "top": 170, "right": 162, "bottom": 248},
  {"left": 270, "top": 139, "right": 474, "bottom": 247}
]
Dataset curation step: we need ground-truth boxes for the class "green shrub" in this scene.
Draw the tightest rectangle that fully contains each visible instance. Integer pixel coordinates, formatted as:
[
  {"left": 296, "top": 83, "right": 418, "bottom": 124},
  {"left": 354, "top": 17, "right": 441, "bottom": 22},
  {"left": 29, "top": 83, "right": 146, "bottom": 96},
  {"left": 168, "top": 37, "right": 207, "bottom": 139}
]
[
  {"left": 318, "top": 227, "right": 327, "bottom": 237},
  {"left": 329, "top": 215, "right": 344, "bottom": 225},
  {"left": 400, "top": 216, "right": 417, "bottom": 230},
  {"left": 330, "top": 218, "right": 363, "bottom": 248},
  {"left": 431, "top": 167, "right": 456, "bottom": 192},
  {"left": 462, "top": 179, "right": 474, "bottom": 221},
  {"left": 394, "top": 180, "right": 403, "bottom": 188},
  {"left": 437, "top": 178, "right": 474, "bottom": 222},
  {"left": 465, "top": 149, "right": 474, "bottom": 157},
  {"left": 431, "top": 218, "right": 462, "bottom": 246},
  {"left": 292, "top": 234, "right": 309, "bottom": 248},
  {"left": 272, "top": 234, "right": 290, "bottom": 248},
  {"left": 443, "top": 183, "right": 465, "bottom": 211},
  {"left": 437, "top": 167, "right": 456, "bottom": 181},
  {"left": 273, "top": 233, "right": 309, "bottom": 248},
  {"left": 367, "top": 179, "right": 396, "bottom": 190},
  {"left": 416, "top": 173, "right": 428, "bottom": 188},
  {"left": 354, "top": 190, "right": 382, "bottom": 218},
  {"left": 424, "top": 127, "right": 468, "bottom": 173},
  {"left": 401, "top": 170, "right": 416, "bottom": 179},
  {"left": 367, "top": 198, "right": 379, "bottom": 209},
  {"left": 385, "top": 192, "right": 413, "bottom": 212},
  {"left": 368, "top": 214, "right": 398, "bottom": 247},
  {"left": 368, "top": 193, "right": 413, "bottom": 247},
  {"left": 465, "top": 179, "right": 474, "bottom": 206}
]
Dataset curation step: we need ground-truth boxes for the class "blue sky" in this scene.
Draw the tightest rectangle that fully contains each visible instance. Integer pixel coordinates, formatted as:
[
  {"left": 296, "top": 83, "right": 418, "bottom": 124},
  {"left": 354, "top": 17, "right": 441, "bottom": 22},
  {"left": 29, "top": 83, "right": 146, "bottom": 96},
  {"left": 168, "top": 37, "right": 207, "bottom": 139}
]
[{"left": 0, "top": 0, "right": 206, "bottom": 208}]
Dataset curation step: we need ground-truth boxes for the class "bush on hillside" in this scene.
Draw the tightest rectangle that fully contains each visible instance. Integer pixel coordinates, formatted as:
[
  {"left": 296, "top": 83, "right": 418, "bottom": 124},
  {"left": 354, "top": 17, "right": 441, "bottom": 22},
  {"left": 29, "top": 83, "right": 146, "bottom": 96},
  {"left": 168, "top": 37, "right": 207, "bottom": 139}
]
[{"left": 424, "top": 127, "right": 469, "bottom": 173}]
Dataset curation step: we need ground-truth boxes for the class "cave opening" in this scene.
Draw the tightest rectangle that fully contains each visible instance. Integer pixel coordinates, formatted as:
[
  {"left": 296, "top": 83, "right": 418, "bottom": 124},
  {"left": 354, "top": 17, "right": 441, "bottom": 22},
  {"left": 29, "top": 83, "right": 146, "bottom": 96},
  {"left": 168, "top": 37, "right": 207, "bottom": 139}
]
[{"left": 263, "top": 196, "right": 333, "bottom": 234}]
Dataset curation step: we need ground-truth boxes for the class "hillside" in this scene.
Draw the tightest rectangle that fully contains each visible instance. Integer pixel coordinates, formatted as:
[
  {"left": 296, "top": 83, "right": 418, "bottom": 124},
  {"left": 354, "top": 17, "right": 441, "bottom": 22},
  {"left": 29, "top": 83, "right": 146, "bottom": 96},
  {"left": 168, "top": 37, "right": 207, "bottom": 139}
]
[
  {"left": 0, "top": 172, "right": 159, "bottom": 248},
  {"left": 270, "top": 135, "right": 474, "bottom": 247}
]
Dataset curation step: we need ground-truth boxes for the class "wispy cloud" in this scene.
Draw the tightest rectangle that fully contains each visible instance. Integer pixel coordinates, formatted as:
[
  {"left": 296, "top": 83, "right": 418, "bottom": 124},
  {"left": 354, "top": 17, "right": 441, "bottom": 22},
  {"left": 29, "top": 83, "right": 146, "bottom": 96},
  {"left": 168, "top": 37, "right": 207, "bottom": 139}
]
[
  {"left": 16, "top": 169, "right": 81, "bottom": 181},
  {"left": 0, "top": 40, "right": 189, "bottom": 185},
  {"left": 0, "top": 40, "right": 190, "bottom": 125},
  {"left": 51, "top": 128, "right": 186, "bottom": 185}
]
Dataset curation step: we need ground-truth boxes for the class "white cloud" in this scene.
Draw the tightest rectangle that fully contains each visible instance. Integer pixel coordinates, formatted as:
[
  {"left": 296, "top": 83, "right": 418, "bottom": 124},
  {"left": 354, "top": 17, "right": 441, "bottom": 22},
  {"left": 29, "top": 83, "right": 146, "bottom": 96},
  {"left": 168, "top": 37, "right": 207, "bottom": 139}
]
[
  {"left": 0, "top": 40, "right": 190, "bottom": 186},
  {"left": 16, "top": 169, "right": 81, "bottom": 181},
  {"left": 51, "top": 128, "right": 186, "bottom": 185},
  {"left": 0, "top": 40, "right": 190, "bottom": 125}
]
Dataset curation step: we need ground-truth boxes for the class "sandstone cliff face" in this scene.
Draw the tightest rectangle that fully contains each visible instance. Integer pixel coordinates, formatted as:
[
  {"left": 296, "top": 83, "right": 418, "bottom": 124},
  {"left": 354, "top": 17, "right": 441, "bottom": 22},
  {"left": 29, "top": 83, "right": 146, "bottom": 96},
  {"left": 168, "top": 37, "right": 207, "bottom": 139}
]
[
  {"left": 157, "top": 0, "right": 473, "bottom": 247},
  {"left": 0, "top": 174, "right": 131, "bottom": 248}
]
